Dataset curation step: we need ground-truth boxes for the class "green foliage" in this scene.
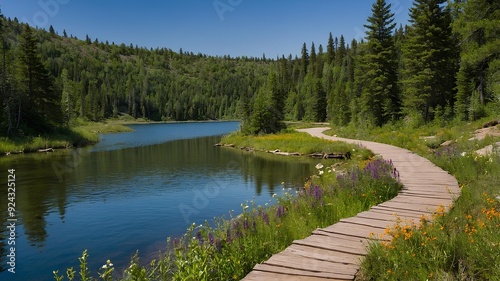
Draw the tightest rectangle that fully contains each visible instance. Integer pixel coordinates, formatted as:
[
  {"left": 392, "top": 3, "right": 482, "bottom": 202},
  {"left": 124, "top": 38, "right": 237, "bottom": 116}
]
[
  {"left": 453, "top": 0, "right": 500, "bottom": 121},
  {"left": 401, "top": 0, "right": 458, "bottom": 123},
  {"left": 356, "top": 0, "right": 400, "bottom": 127}
]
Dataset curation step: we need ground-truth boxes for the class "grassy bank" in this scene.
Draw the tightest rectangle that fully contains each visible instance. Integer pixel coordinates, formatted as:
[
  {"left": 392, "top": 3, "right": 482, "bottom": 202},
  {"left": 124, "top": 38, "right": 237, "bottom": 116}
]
[
  {"left": 53, "top": 130, "right": 402, "bottom": 281},
  {"left": 221, "top": 129, "right": 373, "bottom": 160},
  {"left": 0, "top": 119, "right": 133, "bottom": 155},
  {"left": 322, "top": 117, "right": 500, "bottom": 280}
]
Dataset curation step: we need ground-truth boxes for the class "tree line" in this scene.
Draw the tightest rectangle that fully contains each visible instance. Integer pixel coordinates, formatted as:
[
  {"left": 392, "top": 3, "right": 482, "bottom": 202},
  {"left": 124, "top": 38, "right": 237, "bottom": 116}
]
[{"left": 1, "top": 0, "right": 499, "bottom": 137}]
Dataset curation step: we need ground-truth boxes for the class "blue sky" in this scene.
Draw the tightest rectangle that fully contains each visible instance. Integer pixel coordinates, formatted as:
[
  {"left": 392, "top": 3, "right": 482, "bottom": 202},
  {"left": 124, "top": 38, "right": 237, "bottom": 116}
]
[{"left": 1, "top": 0, "right": 412, "bottom": 58}]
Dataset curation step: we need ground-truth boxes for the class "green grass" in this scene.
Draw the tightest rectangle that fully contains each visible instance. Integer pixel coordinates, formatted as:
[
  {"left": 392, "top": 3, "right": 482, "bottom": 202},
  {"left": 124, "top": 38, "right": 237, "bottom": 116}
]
[
  {"left": 221, "top": 130, "right": 374, "bottom": 160},
  {"left": 0, "top": 119, "right": 133, "bottom": 155}
]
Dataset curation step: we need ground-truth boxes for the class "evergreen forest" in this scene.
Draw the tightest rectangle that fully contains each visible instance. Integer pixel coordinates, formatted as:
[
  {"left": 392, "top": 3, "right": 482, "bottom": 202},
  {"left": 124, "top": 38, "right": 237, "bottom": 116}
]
[{"left": 0, "top": 0, "right": 499, "bottom": 137}]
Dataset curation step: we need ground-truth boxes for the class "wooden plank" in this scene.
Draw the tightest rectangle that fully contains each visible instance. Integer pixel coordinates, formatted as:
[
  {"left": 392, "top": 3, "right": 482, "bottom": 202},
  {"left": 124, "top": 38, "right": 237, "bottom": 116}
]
[
  {"left": 264, "top": 251, "right": 358, "bottom": 276},
  {"left": 377, "top": 201, "right": 436, "bottom": 213},
  {"left": 311, "top": 229, "right": 370, "bottom": 243},
  {"left": 293, "top": 237, "right": 366, "bottom": 256},
  {"left": 285, "top": 244, "right": 361, "bottom": 265},
  {"left": 244, "top": 269, "right": 341, "bottom": 281},
  {"left": 356, "top": 210, "right": 423, "bottom": 225},
  {"left": 369, "top": 206, "right": 426, "bottom": 218},
  {"left": 340, "top": 216, "right": 394, "bottom": 229},
  {"left": 301, "top": 234, "right": 367, "bottom": 251},
  {"left": 389, "top": 195, "right": 451, "bottom": 206},
  {"left": 320, "top": 222, "right": 386, "bottom": 240}
]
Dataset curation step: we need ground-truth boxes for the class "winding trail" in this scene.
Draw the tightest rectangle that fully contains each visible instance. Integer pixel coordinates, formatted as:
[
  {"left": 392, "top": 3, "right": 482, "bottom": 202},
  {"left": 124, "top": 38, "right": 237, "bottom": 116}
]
[{"left": 242, "top": 127, "right": 460, "bottom": 281}]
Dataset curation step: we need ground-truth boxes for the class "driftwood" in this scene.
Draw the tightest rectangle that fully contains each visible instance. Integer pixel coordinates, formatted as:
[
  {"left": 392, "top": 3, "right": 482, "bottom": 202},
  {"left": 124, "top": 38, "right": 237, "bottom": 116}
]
[
  {"left": 267, "top": 149, "right": 301, "bottom": 156},
  {"left": 5, "top": 150, "right": 24, "bottom": 156},
  {"left": 38, "top": 148, "right": 54, "bottom": 153},
  {"left": 309, "top": 151, "right": 351, "bottom": 159},
  {"left": 214, "top": 143, "right": 235, "bottom": 148}
]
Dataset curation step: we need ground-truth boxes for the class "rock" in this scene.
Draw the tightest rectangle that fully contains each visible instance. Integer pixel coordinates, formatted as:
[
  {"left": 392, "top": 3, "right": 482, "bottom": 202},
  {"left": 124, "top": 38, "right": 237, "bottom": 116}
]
[
  {"left": 440, "top": 140, "right": 454, "bottom": 147},
  {"left": 482, "top": 120, "right": 499, "bottom": 128},
  {"left": 475, "top": 142, "right": 500, "bottom": 156}
]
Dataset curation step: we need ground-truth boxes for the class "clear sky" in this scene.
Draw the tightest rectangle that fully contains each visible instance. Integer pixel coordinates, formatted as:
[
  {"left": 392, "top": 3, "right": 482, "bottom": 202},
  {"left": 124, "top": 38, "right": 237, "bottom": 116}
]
[{"left": 1, "top": 0, "right": 412, "bottom": 58}]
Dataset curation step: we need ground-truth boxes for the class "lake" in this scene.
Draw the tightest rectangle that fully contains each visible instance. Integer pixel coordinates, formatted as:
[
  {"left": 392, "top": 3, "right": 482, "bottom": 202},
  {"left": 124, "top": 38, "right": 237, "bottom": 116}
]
[{"left": 0, "top": 121, "right": 328, "bottom": 281}]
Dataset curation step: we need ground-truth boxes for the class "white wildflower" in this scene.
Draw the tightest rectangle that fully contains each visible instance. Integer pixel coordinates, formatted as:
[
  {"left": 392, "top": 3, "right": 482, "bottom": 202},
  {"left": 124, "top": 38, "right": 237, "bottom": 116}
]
[
  {"left": 318, "top": 170, "right": 324, "bottom": 175},
  {"left": 272, "top": 193, "right": 277, "bottom": 198},
  {"left": 315, "top": 163, "right": 324, "bottom": 170},
  {"left": 461, "top": 152, "right": 466, "bottom": 157}
]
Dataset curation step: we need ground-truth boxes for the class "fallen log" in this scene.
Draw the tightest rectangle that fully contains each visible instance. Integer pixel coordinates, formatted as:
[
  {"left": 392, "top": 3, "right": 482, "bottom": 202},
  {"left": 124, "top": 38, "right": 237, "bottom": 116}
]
[
  {"left": 38, "top": 148, "right": 54, "bottom": 153},
  {"left": 309, "top": 151, "right": 351, "bottom": 159}
]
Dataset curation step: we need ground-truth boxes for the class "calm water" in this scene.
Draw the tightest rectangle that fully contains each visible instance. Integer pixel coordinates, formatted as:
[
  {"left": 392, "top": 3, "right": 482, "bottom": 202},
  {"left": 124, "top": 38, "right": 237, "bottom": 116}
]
[{"left": 0, "top": 122, "right": 328, "bottom": 281}]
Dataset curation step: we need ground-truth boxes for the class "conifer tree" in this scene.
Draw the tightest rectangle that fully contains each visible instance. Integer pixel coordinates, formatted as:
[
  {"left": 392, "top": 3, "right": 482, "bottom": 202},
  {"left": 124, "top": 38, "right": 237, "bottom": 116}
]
[
  {"left": 16, "top": 25, "right": 60, "bottom": 132},
  {"left": 356, "top": 0, "right": 399, "bottom": 126},
  {"left": 327, "top": 33, "right": 335, "bottom": 65},
  {"left": 453, "top": 0, "right": 500, "bottom": 120},
  {"left": 401, "top": 0, "right": 458, "bottom": 122},
  {"left": 300, "top": 42, "right": 309, "bottom": 78}
]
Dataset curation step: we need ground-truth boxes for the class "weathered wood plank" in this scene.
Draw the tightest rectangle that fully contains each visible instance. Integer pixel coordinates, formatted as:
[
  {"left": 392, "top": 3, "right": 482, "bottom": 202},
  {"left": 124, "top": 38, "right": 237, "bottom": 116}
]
[
  {"left": 292, "top": 237, "right": 366, "bottom": 256},
  {"left": 264, "top": 251, "right": 358, "bottom": 276},
  {"left": 285, "top": 245, "right": 361, "bottom": 265},
  {"left": 247, "top": 267, "right": 350, "bottom": 281},
  {"left": 285, "top": 244, "right": 361, "bottom": 265}
]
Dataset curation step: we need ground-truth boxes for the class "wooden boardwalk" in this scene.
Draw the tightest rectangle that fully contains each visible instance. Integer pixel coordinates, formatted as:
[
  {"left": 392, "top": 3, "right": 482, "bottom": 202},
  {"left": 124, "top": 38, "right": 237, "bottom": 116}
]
[{"left": 242, "top": 127, "right": 460, "bottom": 281}]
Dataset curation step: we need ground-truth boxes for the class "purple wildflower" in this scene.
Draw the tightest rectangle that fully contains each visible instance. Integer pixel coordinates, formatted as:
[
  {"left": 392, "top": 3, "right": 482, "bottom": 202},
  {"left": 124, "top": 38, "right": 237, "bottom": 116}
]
[
  {"left": 208, "top": 232, "right": 214, "bottom": 245},
  {"left": 262, "top": 213, "right": 269, "bottom": 225},
  {"left": 215, "top": 239, "right": 222, "bottom": 252},
  {"left": 276, "top": 205, "right": 285, "bottom": 218},
  {"left": 243, "top": 218, "right": 249, "bottom": 230},
  {"left": 196, "top": 231, "right": 204, "bottom": 246}
]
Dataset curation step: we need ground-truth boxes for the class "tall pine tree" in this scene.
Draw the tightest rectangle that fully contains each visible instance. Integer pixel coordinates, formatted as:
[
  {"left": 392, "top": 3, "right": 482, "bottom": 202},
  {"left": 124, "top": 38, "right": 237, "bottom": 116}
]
[
  {"left": 401, "top": 0, "right": 458, "bottom": 123},
  {"left": 356, "top": 0, "right": 399, "bottom": 126},
  {"left": 453, "top": 0, "right": 500, "bottom": 120},
  {"left": 16, "top": 25, "right": 61, "bottom": 133}
]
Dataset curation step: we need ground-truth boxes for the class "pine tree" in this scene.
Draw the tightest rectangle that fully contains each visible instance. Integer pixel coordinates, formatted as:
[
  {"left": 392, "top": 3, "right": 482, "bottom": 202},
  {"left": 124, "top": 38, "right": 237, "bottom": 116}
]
[
  {"left": 327, "top": 32, "right": 335, "bottom": 65},
  {"left": 335, "top": 35, "right": 347, "bottom": 66},
  {"left": 401, "top": 0, "right": 458, "bottom": 122},
  {"left": 453, "top": 0, "right": 500, "bottom": 120},
  {"left": 16, "top": 25, "right": 60, "bottom": 132},
  {"left": 357, "top": 0, "right": 399, "bottom": 126},
  {"left": 300, "top": 42, "right": 309, "bottom": 78}
]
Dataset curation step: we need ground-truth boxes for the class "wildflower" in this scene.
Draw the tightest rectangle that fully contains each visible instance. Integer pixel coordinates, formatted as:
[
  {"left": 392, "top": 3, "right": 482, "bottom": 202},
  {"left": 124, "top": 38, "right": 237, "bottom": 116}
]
[
  {"left": 272, "top": 193, "right": 277, "bottom": 198},
  {"left": 101, "top": 260, "right": 113, "bottom": 269},
  {"left": 281, "top": 181, "right": 285, "bottom": 185},
  {"left": 262, "top": 213, "right": 269, "bottom": 225},
  {"left": 196, "top": 231, "right": 204, "bottom": 246},
  {"left": 461, "top": 152, "right": 466, "bottom": 157},
  {"left": 276, "top": 205, "right": 285, "bottom": 218},
  {"left": 318, "top": 170, "right": 324, "bottom": 175},
  {"left": 208, "top": 232, "right": 214, "bottom": 245},
  {"left": 315, "top": 163, "right": 324, "bottom": 170}
]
